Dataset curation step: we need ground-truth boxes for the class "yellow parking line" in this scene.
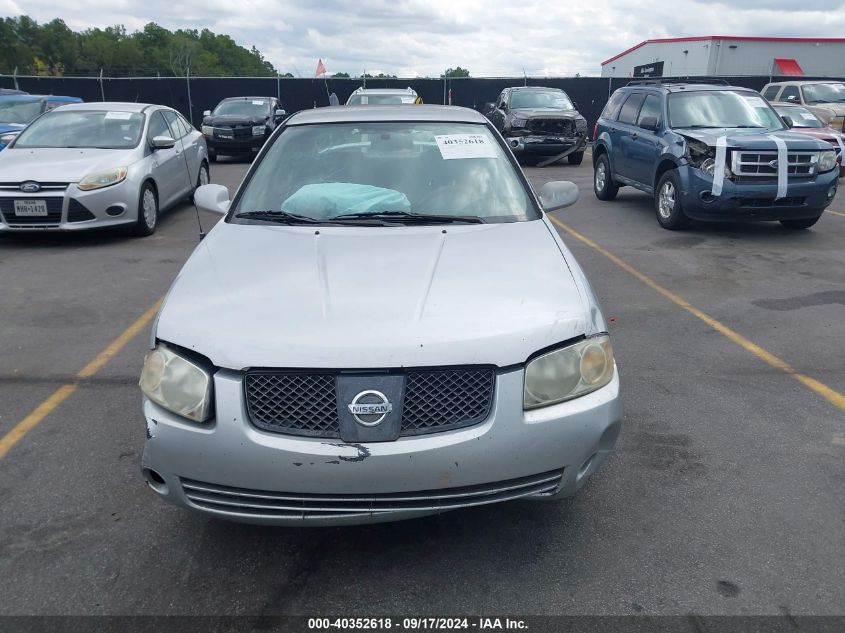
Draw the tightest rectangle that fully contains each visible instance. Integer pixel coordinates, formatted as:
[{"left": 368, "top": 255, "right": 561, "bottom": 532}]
[
  {"left": 549, "top": 216, "right": 845, "bottom": 413},
  {"left": 827, "top": 210, "right": 845, "bottom": 218},
  {"left": 0, "top": 299, "right": 162, "bottom": 460}
]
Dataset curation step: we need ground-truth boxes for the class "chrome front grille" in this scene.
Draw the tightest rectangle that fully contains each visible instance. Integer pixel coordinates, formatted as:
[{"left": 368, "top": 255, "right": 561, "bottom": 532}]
[
  {"left": 731, "top": 151, "right": 817, "bottom": 179},
  {"left": 0, "top": 182, "right": 69, "bottom": 191},
  {"left": 181, "top": 470, "right": 563, "bottom": 519},
  {"left": 244, "top": 368, "right": 496, "bottom": 439}
]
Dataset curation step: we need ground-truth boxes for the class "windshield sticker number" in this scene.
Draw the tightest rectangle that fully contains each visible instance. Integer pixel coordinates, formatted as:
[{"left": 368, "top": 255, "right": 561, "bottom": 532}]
[
  {"left": 252, "top": 100, "right": 265, "bottom": 105},
  {"left": 742, "top": 96, "right": 768, "bottom": 109},
  {"left": 104, "top": 111, "right": 133, "bottom": 120},
  {"left": 800, "top": 112, "right": 817, "bottom": 121},
  {"left": 435, "top": 134, "right": 498, "bottom": 160}
]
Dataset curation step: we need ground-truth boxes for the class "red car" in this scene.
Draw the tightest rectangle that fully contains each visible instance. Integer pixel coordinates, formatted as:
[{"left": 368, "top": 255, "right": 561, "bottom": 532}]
[{"left": 773, "top": 103, "right": 845, "bottom": 178}]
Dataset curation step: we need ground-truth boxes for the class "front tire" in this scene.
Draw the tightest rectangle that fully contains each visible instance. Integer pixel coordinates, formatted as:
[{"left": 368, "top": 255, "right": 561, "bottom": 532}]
[
  {"left": 568, "top": 151, "right": 585, "bottom": 165},
  {"left": 133, "top": 182, "right": 158, "bottom": 237},
  {"left": 192, "top": 162, "right": 210, "bottom": 201},
  {"left": 593, "top": 153, "right": 619, "bottom": 201},
  {"left": 780, "top": 215, "right": 822, "bottom": 229},
  {"left": 654, "top": 170, "right": 690, "bottom": 230}
]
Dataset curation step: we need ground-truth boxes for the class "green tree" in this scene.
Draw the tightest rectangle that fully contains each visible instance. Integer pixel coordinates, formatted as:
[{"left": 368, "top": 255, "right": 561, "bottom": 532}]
[
  {"left": 443, "top": 66, "right": 470, "bottom": 77},
  {"left": 331, "top": 72, "right": 350, "bottom": 78}
]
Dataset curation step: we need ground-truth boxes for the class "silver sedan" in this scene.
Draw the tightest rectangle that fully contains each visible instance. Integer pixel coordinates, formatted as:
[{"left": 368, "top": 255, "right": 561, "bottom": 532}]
[{"left": 0, "top": 102, "right": 208, "bottom": 236}]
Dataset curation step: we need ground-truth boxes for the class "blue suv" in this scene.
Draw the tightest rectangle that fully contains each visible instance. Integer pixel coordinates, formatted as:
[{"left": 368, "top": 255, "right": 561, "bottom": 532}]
[
  {"left": 592, "top": 81, "right": 839, "bottom": 230},
  {"left": 0, "top": 94, "right": 82, "bottom": 151}
]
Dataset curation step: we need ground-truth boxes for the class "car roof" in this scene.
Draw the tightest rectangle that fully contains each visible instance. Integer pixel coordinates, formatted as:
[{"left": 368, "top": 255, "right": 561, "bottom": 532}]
[
  {"left": 218, "top": 96, "right": 274, "bottom": 101},
  {"left": 51, "top": 102, "right": 158, "bottom": 113},
  {"left": 286, "top": 105, "right": 487, "bottom": 125},
  {"left": 765, "top": 80, "right": 844, "bottom": 86},
  {"left": 0, "top": 94, "right": 81, "bottom": 102},
  {"left": 510, "top": 86, "right": 564, "bottom": 91},
  {"left": 351, "top": 88, "right": 417, "bottom": 95},
  {"left": 622, "top": 83, "right": 756, "bottom": 94}
]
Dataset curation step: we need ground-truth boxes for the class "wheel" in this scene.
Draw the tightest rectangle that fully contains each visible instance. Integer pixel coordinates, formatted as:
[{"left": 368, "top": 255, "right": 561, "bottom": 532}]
[
  {"left": 654, "top": 170, "right": 690, "bottom": 230},
  {"left": 208, "top": 150, "right": 217, "bottom": 163},
  {"left": 133, "top": 182, "right": 158, "bottom": 236},
  {"left": 593, "top": 153, "right": 619, "bottom": 201},
  {"left": 568, "top": 151, "right": 585, "bottom": 165},
  {"left": 191, "top": 162, "right": 210, "bottom": 201},
  {"left": 780, "top": 215, "right": 822, "bottom": 229}
]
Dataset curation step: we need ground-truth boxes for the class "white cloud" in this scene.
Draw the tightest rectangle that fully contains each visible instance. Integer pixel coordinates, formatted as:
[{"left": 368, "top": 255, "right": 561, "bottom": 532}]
[{"left": 10, "top": 0, "right": 845, "bottom": 76}]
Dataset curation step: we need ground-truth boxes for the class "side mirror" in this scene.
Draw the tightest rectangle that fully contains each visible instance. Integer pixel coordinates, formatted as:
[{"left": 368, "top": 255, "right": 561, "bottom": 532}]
[
  {"left": 500, "top": 102, "right": 508, "bottom": 111},
  {"left": 639, "top": 116, "right": 659, "bottom": 131},
  {"left": 275, "top": 109, "right": 286, "bottom": 118},
  {"left": 482, "top": 102, "right": 495, "bottom": 113},
  {"left": 0, "top": 133, "right": 17, "bottom": 146},
  {"left": 786, "top": 95, "right": 799, "bottom": 103},
  {"left": 538, "top": 180, "right": 579, "bottom": 212},
  {"left": 781, "top": 115, "right": 794, "bottom": 128},
  {"left": 573, "top": 101, "right": 580, "bottom": 110},
  {"left": 194, "top": 184, "right": 230, "bottom": 216},
  {"left": 203, "top": 110, "right": 211, "bottom": 116},
  {"left": 151, "top": 135, "right": 176, "bottom": 149}
]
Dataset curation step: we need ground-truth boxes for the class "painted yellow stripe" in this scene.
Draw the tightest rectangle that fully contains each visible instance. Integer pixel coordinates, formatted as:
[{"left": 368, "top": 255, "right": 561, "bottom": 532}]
[
  {"left": 549, "top": 216, "right": 845, "bottom": 412},
  {"left": 827, "top": 210, "right": 845, "bottom": 218},
  {"left": 0, "top": 299, "right": 162, "bottom": 460}
]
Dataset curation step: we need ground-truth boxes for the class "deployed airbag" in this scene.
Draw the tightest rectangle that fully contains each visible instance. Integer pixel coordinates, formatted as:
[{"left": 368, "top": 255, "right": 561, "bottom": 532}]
[{"left": 281, "top": 182, "right": 411, "bottom": 219}]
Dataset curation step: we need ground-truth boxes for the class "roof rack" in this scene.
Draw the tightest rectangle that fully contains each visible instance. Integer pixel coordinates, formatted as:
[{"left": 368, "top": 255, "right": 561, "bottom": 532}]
[{"left": 626, "top": 78, "right": 731, "bottom": 87}]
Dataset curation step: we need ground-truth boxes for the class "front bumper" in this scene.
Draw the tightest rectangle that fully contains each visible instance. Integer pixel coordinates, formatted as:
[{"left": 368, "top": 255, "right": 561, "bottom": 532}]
[
  {"left": 0, "top": 180, "right": 139, "bottom": 232},
  {"left": 677, "top": 166, "right": 839, "bottom": 221},
  {"left": 142, "top": 366, "right": 621, "bottom": 526},
  {"left": 205, "top": 134, "right": 266, "bottom": 155},
  {"left": 506, "top": 134, "right": 586, "bottom": 157}
]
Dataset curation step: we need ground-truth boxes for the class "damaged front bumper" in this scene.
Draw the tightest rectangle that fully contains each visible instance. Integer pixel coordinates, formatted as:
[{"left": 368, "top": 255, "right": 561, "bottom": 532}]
[
  {"left": 505, "top": 133, "right": 586, "bottom": 157},
  {"left": 142, "top": 367, "right": 621, "bottom": 526},
  {"left": 677, "top": 165, "right": 839, "bottom": 221}
]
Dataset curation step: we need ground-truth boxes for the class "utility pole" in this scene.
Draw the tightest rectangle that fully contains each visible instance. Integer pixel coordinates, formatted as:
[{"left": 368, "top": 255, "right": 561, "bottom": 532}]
[
  {"left": 186, "top": 66, "right": 194, "bottom": 125},
  {"left": 99, "top": 69, "right": 105, "bottom": 101},
  {"left": 13, "top": 67, "right": 18, "bottom": 91}
]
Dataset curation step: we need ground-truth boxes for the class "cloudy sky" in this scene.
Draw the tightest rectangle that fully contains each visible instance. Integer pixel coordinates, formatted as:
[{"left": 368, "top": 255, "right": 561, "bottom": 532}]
[{"left": 3, "top": 0, "right": 845, "bottom": 77}]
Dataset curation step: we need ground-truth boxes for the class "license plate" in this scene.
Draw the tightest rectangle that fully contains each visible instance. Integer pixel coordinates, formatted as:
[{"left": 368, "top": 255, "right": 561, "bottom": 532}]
[
  {"left": 217, "top": 133, "right": 233, "bottom": 139},
  {"left": 14, "top": 199, "right": 48, "bottom": 217}
]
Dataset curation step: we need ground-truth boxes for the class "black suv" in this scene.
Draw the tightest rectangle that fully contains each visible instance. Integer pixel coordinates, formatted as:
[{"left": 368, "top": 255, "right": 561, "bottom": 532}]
[
  {"left": 201, "top": 96, "right": 286, "bottom": 162},
  {"left": 484, "top": 86, "right": 588, "bottom": 165},
  {"left": 593, "top": 81, "right": 839, "bottom": 229}
]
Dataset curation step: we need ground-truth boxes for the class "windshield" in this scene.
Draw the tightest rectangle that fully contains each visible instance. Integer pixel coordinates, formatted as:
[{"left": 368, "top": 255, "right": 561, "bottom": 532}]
[
  {"left": 773, "top": 105, "right": 823, "bottom": 129},
  {"left": 347, "top": 94, "right": 416, "bottom": 105},
  {"left": 510, "top": 90, "right": 574, "bottom": 110},
  {"left": 14, "top": 110, "right": 144, "bottom": 149},
  {"left": 213, "top": 99, "right": 270, "bottom": 117},
  {"left": 0, "top": 100, "right": 42, "bottom": 124},
  {"left": 802, "top": 83, "right": 845, "bottom": 104},
  {"left": 233, "top": 122, "right": 537, "bottom": 224},
  {"left": 668, "top": 90, "right": 784, "bottom": 130}
]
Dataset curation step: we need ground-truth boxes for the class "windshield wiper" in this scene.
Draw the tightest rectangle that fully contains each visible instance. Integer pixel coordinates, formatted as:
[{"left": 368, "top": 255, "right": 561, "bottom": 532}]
[
  {"left": 234, "top": 210, "right": 329, "bottom": 224},
  {"left": 332, "top": 211, "right": 484, "bottom": 224}
]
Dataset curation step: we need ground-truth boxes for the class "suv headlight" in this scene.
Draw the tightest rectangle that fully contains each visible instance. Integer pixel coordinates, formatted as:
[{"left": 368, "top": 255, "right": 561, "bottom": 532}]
[
  {"left": 77, "top": 167, "right": 127, "bottom": 191},
  {"left": 252, "top": 125, "right": 266, "bottom": 136},
  {"left": 201, "top": 125, "right": 213, "bottom": 135},
  {"left": 818, "top": 149, "right": 838, "bottom": 173},
  {"left": 524, "top": 335, "right": 615, "bottom": 409},
  {"left": 699, "top": 158, "right": 732, "bottom": 178},
  {"left": 511, "top": 118, "right": 528, "bottom": 129},
  {"left": 140, "top": 343, "right": 214, "bottom": 422}
]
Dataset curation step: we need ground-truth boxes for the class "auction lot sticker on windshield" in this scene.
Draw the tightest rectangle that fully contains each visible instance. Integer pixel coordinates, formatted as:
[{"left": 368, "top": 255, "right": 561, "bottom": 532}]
[
  {"left": 743, "top": 96, "right": 768, "bottom": 108},
  {"left": 435, "top": 134, "right": 498, "bottom": 160},
  {"left": 104, "top": 111, "right": 133, "bottom": 120}
]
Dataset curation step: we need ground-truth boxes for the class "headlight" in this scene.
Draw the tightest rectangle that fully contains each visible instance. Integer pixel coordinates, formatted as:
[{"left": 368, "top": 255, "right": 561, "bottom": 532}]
[
  {"left": 818, "top": 149, "right": 838, "bottom": 172},
  {"left": 524, "top": 335, "right": 615, "bottom": 409},
  {"left": 252, "top": 125, "right": 266, "bottom": 136},
  {"left": 699, "top": 158, "right": 732, "bottom": 178},
  {"left": 201, "top": 125, "right": 213, "bottom": 135},
  {"left": 139, "top": 343, "right": 214, "bottom": 422},
  {"left": 511, "top": 118, "right": 528, "bottom": 129},
  {"left": 77, "top": 167, "right": 128, "bottom": 191},
  {"left": 0, "top": 133, "right": 17, "bottom": 145}
]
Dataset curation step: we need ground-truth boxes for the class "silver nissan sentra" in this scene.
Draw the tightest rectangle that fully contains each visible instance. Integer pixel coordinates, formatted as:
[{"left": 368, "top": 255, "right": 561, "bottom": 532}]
[
  {"left": 0, "top": 102, "right": 208, "bottom": 236},
  {"left": 140, "top": 105, "right": 621, "bottom": 525}
]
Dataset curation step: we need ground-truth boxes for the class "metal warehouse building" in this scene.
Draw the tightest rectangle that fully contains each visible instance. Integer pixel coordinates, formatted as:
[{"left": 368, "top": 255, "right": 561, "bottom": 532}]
[{"left": 600, "top": 36, "right": 845, "bottom": 78}]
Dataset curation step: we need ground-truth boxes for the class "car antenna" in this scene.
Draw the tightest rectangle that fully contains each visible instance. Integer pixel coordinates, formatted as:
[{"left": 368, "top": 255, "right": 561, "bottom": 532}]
[{"left": 173, "top": 112, "right": 206, "bottom": 241}]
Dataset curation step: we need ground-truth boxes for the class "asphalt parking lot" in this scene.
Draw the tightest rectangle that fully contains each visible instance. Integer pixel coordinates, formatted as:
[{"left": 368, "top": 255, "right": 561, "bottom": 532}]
[{"left": 1, "top": 154, "right": 844, "bottom": 617}]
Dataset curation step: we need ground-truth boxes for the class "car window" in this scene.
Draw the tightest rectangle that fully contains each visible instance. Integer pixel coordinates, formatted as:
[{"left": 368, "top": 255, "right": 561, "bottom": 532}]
[
  {"left": 617, "top": 93, "right": 646, "bottom": 125},
  {"left": 762, "top": 86, "right": 780, "bottom": 100},
  {"left": 0, "top": 100, "right": 42, "bottom": 124},
  {"left": 509, "top": 90, "right": 574, "bottom": 110},
  {"left": 348, "top": 94, "right": 414, "bottom": 105},
  {"left": 233, "top": 122, "right": 538, "bottom": 224},
  {"left": 177, "top": 114, "right": 194, "bottom": 135},
  {"left": 14, "top": 110, "right": 144, "bottom": 149},
  {"left": 774, "top": 105, "right": 823, "bottom": 129},
  {"left": 637, "top": 94, "right": 661, "bottom": 128},
  {"left": 600, "top": 91, "right": 626, "bottom": 120},
  {"left": 667, "top": 90, "right": 783, "bottom": 130},
  {"left": 148, "top": 111, "right": 171, "bottom": 140},
  {"left": 162, "top": 110, "right": 186, "bottom": 139},
  {"left": 213, "top": 99, "right": 271, "bottom": 117},
  {"left": 802, "top": 82, "right": 845, "bottom": 104},
  {"left": 780, "top": 86, "right": 800, "bottom": 102}
]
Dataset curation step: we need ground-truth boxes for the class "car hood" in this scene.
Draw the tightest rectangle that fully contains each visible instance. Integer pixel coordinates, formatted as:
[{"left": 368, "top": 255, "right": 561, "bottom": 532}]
[
  {"left": 0, "top": 123, "right": 25, "bottom": 134},
  {"left": 809, "top": 103, "right": 845, "bottom": 116},
  {"left": 156, "top": 220, "right": 590, "bottom": 369},
  {"left": 203, "top": 114, "right": 268, "bottom": 126},
  {"left": 790, "top": 128, "right": 845, "bottom": 142},
  {"left": 511, "top": 108, "right": 584, "bottom": 120},
  {"left": 676, "top": 128, "right": 830, "bottom": 151},
  {"left": 0, "top": 147, "right": 136, "bottom": 182}
]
